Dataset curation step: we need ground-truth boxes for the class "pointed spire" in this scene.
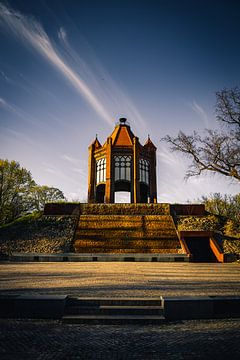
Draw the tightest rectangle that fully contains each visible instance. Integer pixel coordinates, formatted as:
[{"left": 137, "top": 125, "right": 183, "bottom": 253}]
[
  {"left": 144, "top": 135, "right": 156, "bottom": 149},
  {"left": 90, "top": 135, "right": 102, "bottom": 149}
]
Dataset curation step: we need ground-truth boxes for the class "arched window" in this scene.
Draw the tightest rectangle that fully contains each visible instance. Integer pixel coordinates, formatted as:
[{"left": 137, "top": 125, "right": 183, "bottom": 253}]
[
  {"left": 96, "top": 158, "right": 106, "bottom": 184},
  {"left": 114, "top": 155, "right": 131, "bottom": 181},
  {"left": 139, "top": 159, "right": 150, "bottom": 184}
]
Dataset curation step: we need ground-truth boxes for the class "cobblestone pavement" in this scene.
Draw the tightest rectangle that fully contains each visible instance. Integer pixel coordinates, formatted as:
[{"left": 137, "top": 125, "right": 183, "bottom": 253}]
[
  {"left": 0, "top": 262, "right": 239, "bottom": 297},
  {"left": 0, "top": 318, "right": 240, "bottom": 360}
]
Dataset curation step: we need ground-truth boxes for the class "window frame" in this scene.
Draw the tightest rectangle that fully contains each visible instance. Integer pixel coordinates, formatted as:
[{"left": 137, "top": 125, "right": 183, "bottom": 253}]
[
  {"left": 139, "top": 158, "right": 150, "bottom": 185},
  {"left": 96, "top": 158, "right": 106, "bottom": 184},
  {"left": 114, "top": 155, "right": 132, "bottom": 182}
]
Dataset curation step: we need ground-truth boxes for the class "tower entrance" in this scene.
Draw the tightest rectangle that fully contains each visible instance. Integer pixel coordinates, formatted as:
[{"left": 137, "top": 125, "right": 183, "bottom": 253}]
[
  {"left": 95, "top": 184, "right": 105, "bottom": 203},
  {"left": 114, "top": 191, "right": 131, "bottom": 203}
]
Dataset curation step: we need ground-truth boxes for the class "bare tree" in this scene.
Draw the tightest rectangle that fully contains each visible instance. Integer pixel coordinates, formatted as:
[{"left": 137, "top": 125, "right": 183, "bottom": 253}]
[
  {"left": 163, "top": 87, "right": 240, "bottom": 181},
  {"left": 216, "top": 87, "right": 240, "bottom": 128}
]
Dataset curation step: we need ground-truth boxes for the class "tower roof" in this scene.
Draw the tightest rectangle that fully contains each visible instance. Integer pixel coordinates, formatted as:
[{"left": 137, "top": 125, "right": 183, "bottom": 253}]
[{"left": 108, "top": 118, "right": 135, "bottom": 146}]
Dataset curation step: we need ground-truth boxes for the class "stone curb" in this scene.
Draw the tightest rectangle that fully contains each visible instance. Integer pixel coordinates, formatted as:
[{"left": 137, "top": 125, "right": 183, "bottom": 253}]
[
  {"left": 8, "top": 252, "right": 190, "bottom": 262},
  {"left": 0, "top": 294, "right": 67, "bottom": 319},
  {"left": 162, "top": 296, "right": 240, "bottom": 320}
]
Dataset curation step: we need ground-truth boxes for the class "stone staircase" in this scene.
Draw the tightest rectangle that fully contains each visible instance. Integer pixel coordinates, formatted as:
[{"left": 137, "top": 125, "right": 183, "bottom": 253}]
[
  {"left": 62, "top": 297, "right": 165, "bottom": 324},
  {"left": 74, "top": 209, "right": 183, "bottom": 254},
  {"left": 2, "top": 294, "right": 239, "bottom": 321}
]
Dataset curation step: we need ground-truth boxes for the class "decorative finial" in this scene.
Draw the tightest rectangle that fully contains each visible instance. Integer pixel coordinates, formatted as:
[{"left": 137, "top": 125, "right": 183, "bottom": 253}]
[
  {"left": 119, "top": 117, "right": 127, "bottom": 124},
  {"left": 148, "top": 134, "right": 150, "bottom": 140},
  {"left": 96, "top": 134, "right": 98, "bottom": 139}
]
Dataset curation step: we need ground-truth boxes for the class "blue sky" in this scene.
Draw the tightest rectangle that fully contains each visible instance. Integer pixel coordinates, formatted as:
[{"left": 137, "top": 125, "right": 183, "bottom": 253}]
[{"left": 0, "top": 0, "right": 239, "bottom": 202}]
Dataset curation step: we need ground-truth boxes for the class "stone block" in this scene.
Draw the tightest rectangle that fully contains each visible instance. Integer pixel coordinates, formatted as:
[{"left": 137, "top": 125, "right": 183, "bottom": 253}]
[
  {"left": 163, "top": 296, "right": 213, "bottom": 320},
  {"left": 210, "top": 296, "right": 240, "bottom": 318},
  {"left": 15, "top": 295, "right": 67, "bottom": 319},
  {"left": 44, "top": 203, "right": 80, "bottom": 215},
  {"left": 0, "top": 295, "right": 19, "bottom": 318}
]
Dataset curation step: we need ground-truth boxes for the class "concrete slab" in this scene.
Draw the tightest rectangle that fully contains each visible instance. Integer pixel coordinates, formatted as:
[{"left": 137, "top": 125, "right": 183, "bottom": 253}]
[
  {"left": 162, "top": 296, "right": 213, "bottom": 320},
  {"left": 0, "top": 294, "right": 67, "bottom": 319},
  {"left": 210, "top": 296, "right": 240, "bottom": 317},
  {"left": 0, "top": 262, "right": 239, "bottom": 298},
  {"left": 162, "top": 296, "right": 240, "bottom": 320}
]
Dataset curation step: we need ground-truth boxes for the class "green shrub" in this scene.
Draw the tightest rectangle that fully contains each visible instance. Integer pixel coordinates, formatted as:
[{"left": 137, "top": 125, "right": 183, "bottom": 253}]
[
  {"left": 224, "top": 219, "right": 240, "bottom": 238},
  {"left": 223, "top": 239, "right": 240, "bottom": 256},
  {"left": 177, "top": 215, "right": 220, "bottom": 231}
]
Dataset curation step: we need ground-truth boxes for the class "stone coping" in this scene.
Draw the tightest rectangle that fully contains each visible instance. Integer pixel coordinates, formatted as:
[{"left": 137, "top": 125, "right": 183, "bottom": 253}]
[{"left": 8, "top": 252, "right": 190, "bottom": 262}]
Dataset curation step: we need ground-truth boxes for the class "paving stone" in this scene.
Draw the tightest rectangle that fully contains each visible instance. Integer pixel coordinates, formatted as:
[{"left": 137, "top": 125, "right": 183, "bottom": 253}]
[
  {"left": 0, "top": 262, "right": 239, "bottom": 358},
  {"left": 0, "top": 318, "right": 240, "bottom": 359},
  {"left": 0, "top": 263, "right": 239, "bottom": 297}
]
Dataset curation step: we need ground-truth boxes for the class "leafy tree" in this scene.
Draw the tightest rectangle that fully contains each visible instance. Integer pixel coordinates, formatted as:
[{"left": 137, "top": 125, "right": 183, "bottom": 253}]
[
  {"left": 200, "top": 192, "right": 240, "bottom": 238},
  {"left": 200, "top": 193, "right": 240, "bottom": 221},
  {"left": 28, "top": 185, "right": 65, "bottom": 211},
  {"left": 0, "top": 159, "right": 65, "bottom": 225},
  {"left": 163, "top": 87, "right": 240, "bottom": 181},
  {"left": 0, "top": 160, "right": 34, "bottom": 225}
]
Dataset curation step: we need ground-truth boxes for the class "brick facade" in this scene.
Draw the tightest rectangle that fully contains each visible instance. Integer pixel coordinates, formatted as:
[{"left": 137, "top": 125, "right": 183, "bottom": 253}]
[{"left": 88, "top": 118, "right": 157, "bottom": 203}]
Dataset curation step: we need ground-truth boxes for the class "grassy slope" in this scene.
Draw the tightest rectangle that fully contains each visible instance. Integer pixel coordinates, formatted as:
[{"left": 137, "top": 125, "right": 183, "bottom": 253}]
[{"left": 0, "top": 213, "right": 78, "bottom": 254}]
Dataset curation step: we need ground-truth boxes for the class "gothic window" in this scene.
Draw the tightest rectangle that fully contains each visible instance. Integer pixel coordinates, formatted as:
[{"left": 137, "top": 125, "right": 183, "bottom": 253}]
[
  {"left": 139, "top": 159, "right": 150, "bottom": 184},
  {"left": 114, "top": 155, "right": 131, "bottom": 181},
  {"left": 96, "top": 158, "right": 106, "bottom": 184}
]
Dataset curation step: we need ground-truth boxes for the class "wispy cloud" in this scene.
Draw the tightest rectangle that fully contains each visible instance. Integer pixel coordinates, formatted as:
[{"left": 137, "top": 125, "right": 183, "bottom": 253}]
[
  {"left": 189, "top": 100, "right": 209, "bottom": 128},
  {"left": 0, "top": 3, "right": 113, "bottom": 126},
  {"left": 0, "top": 97, "right": 28, "bottom": 120},
  {"left": 0, "top": 127, "right": 34, "bottom": 145},
  {"left": 57, "top": 25, "right": 147, "bottom": 132},
  {"left": 61, "top": 154, "right": 87, "bottom": 177},
  {"left": 42, "top": 161, "right": 81, "bottom": 185},
  {"left": 0, "top": 96, "right": 46, "bottom": 128},
  {"left": 61, "top": 154, "right": 80, "bottom": 164},
  {"left": 0, "top": 97, "right": 12, "bottom": 110},
  {"left": 0, "top": 3, "right": 146, "bottom": 132}
]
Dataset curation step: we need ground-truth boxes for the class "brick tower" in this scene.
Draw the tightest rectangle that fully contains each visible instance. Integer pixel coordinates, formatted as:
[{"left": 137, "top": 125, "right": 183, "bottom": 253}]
[{"left": 88, "top": 118, "right": 157, "bottom": 203}]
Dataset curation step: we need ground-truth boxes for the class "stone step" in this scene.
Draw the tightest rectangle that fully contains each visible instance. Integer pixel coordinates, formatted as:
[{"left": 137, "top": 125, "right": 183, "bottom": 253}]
[
  {"left": 64, "top": 297, "right": 165, "bottom": 324},
  {"left": 65, "top": 305, "right": 164, "bottom": 316},
  {"left": 78, "top": 222, "right": 175, "bottom": 228},
  {"left": 65, "top": 306, "right": 100, "bottom": 315},
  {"left": 73, "top": 248, "right": 181, "bottom": 253},
  {"left": 79, "top": 204, "right": 170, "bottom": 215},
  {"left": 78, "top": 215, "right": 175, "bottom": 227},
  {"left": 75, "top": 231, "right": 178, "bottom": 239},
  {"left": 75, "top": 241, "right": 180, "bottom": 248},
  {"left": 65, "top": 305, "right": 163, "bottom": 316},
  {"left": 62, "top": 314, "right": 166, "bottom": 324},
  {"left": 79, "top": 214, "right": 172, "bottom": 220},
  {"left": 74, "top": 213, "right": 180, "bottom": 255},
  {"left": 99, "top": 305, "right": 164, "bottom": 315},
  {"left": 66, "top": 297, "right": 163, "bottom": 307},
  {"left": 75, "top": 238, "right": 179, "bottom": 243}
]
